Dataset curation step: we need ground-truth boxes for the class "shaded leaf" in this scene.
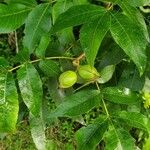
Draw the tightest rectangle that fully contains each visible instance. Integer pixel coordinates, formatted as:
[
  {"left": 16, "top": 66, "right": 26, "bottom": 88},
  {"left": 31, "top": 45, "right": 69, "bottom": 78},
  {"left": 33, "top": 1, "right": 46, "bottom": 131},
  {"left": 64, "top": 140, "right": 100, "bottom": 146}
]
[
  {"left": 23, "top": 3, "right": 51, "bottom": 53},
  {"left": 76, "top": 116, "right": 108, "bottom": 150},
  {"left": 52, "top": 0, "right": 75, "bottom": 47},
  {"left": 52, "top": 5, "right": 107, "bottom": 33},
  {"left": 50, "top": 90, "right": 101, "bottom": 117},
  {"left": 52, "top": 0, "right": 73, "bottom": 23},
  {"left": 0, "top": 4, "right": 31, "bottom": 33},
  {"left": 0, "top": 57, "right": 9, "bottom": 72},
  {"left": 110, "top": 13, "right": 147, "bottom": 75},
  {"left": 119, "top": 64, "right": 145, "bottom": 91},
  {"left": 35, "top": 34, "right": 50, "bottom": 58},
  {"left": 102, "top": 87, "right": 139, "bottom": 104},
  {"left": 14, "top": 48, "right": 30, "bottom": 63},
  {"left": 98, "top": 43, "right": 126, "bottom": 69},
  {"left": 97, "top": 65, "right": 115, "bottom": 84},
  {"left": 0, "top": 72, "right": 18, "bottom": 132},
  {"left": 39, "top": 59, "right": 60, "bottom": 77},
  {"left": 80, "top": 13, "right": 110, "bottom": 66},
  {"left": 47, "top": 78, "right": 65, "bottom": 104},
  {"left": 17, "top": 63, "right": 43, "bottom": 116}
]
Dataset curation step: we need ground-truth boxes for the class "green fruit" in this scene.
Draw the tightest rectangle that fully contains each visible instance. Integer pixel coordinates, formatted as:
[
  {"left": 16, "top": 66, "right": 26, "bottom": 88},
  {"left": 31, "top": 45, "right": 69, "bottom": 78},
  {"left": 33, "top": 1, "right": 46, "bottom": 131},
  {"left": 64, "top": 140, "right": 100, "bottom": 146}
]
[
  {"left": 78, "top": 65, "right": 100, "bottom": 81},
  {"left": 59, "top": 71, "right": 77, "bottom": 88}
]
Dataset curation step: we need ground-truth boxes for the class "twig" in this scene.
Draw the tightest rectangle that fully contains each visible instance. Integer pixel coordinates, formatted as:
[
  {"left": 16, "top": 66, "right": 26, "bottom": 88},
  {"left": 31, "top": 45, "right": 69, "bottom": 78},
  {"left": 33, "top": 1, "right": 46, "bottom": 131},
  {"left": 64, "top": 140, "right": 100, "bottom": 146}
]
[
  {"left": 15, "top": 31, "right": 19, "bottom": 53},
  {"left": 8, "top": 56, "right": 75, "bottom": 72},
  {"left": 95, "top": 82, "right": 109, "bottom": 117},
  {"left": 73, "top": 81, "right": 94, "bottom": 93}
]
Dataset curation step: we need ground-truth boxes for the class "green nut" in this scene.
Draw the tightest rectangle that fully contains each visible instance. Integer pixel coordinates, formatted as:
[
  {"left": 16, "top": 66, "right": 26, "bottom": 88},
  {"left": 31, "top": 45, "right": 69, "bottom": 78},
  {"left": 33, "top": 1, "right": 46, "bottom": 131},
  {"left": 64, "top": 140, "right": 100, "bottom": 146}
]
[
  {"left": 59, "top": 70, "right": 77, "bottom": 88},
  {"left": 78, "top": 65, "right": 100, "bottom": 81}
]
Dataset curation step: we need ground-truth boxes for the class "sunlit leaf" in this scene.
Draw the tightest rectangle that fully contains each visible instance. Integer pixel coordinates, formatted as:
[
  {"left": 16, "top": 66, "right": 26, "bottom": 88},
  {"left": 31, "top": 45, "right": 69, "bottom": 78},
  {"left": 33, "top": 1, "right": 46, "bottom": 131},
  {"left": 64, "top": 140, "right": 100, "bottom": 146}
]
[
  {"left": 30, "top": 113, "right": 46, "bottom": 150},
  {"left": 0, "top": 4, "right": 31, "bottom": 33},
  {"left": 0, "top": 72, "right": 18, "bottom": 132},
  {"left": 35, "top": 34, "right": 50, "bottom": 58},
  {"left": 17, "top": 63, "right": 43, "bottom": 116}
]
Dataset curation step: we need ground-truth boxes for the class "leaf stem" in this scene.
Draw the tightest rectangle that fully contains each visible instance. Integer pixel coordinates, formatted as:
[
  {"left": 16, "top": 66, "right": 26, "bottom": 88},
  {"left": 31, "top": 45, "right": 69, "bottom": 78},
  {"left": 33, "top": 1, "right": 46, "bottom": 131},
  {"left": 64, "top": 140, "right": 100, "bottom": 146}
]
[
  {"left": 9, "top": 64, "right": 25, "bottom": 72},
  {"left": 96, "top": 82, "right": 109, "bottom": 117}
]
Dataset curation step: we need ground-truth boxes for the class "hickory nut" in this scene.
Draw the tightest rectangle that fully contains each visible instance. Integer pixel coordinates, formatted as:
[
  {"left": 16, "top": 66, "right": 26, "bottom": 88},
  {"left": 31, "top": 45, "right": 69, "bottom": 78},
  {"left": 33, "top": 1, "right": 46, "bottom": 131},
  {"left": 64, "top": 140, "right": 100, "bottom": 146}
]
[{"left": 59, "top": 70, "right": 77, "bottom": 88}]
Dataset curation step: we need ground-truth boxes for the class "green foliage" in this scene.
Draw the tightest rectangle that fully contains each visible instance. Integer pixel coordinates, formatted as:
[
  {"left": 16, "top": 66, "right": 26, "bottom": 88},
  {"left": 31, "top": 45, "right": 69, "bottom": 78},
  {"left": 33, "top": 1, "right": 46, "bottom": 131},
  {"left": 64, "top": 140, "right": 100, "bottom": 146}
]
[
  {"left": 80, "top": 13, "right": 110, "bottom": 66},
  {"left": 39, "top": 60, "right": 60, "bottom": 77},
  {"left": 113, "top": 111, "right": 148, "bottom": 131},
  {"left": 49, "top": 90, "right": 101, "bottom": 117},
  {"left": 5, "top": 0, "right": 37, "bottom": 6},
  {"left": 105, "top": 127, "right": 135, "bottom": 150},
  {"left": 17, "top": 63, "right": 43, "bottom": 116},
  {"left": 51, "top": 4, "right": 106, "bottom": 32},
  {"left": 0, "top": 3, "right": 31, "bottom": 33},
  {"left": 76, "top": 116, "right": 108, "bottom": 150},
  {"left": 0, "top": 0, "right": 150, "bottom": 149},
  {"left": 0, "top": 72, "right": 18, "bottom": 133},
  {"left": 102, "top": 87, "right": 139, "bottom": 104},
  {"left": 30, "top": 114, "right": 46, "bottom": 150},
  {"left": 98, "top": 65, "right": 115, "bottom": 83},
  {"left": 110, "top": 13, "right": 147, "bottom": 75},
  {"left": 23, "top": 3, "right": 51, "bottom": 53}
]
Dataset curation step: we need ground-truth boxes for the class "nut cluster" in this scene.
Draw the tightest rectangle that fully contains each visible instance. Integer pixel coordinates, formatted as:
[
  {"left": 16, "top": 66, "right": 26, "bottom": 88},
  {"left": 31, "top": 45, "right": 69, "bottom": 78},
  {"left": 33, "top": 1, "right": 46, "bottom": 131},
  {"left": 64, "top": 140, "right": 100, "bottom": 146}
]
[{"left": 58, "top": 65, "right": 100, "bottom": 88}]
